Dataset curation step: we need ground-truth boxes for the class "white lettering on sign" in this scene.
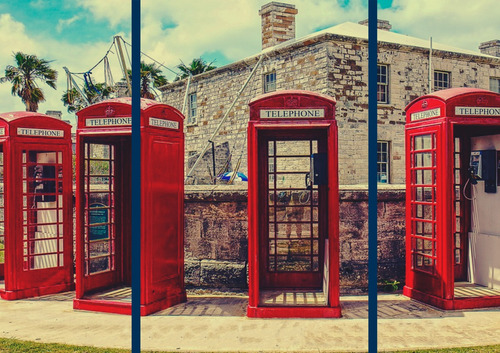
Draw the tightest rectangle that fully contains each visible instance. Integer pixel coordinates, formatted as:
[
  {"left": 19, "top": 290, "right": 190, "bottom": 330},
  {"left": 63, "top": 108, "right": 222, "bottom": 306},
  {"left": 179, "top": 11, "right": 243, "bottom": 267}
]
[
  {"left": 455, "top": 106, "right": 500, "bottom": 116},
  {"left": 0, "top": 128, "right": 5, "bottom": 136},
  {"left": 17, "top": 128, "right": 64, "bottom": 137},
  {"left": 410, "top": 108, "right": 441, "bottom": 121},
  {"left": 149, "top": 117, "right": 179, "bottom": 130},
  {"left": 260, "top": 109, "right": 325, "bottom": 119},
  {"left": 85, "top": 117, "right": 132, "bottom": 127}
]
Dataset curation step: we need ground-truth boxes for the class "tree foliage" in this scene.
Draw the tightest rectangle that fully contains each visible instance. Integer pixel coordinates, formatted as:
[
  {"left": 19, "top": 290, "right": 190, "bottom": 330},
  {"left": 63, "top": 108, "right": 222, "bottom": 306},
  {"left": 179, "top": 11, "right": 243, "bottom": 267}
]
[
  {"left": 61, "top": 83, "right": 114, "bottom": 113},
  {"left": 177, "top": 57, "right": 216, "bottom": 80},
  {"left": 125, "top": 61, "right": 167, "bottom": 100},
  {"left": 1, "top": 52, "right": 58, "bottom": 112}
]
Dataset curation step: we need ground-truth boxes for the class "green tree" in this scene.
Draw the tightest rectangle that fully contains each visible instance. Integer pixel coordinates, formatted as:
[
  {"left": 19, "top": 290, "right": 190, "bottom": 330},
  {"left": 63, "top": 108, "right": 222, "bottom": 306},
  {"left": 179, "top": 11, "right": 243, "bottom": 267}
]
[
  {"left": 1, "top": 52, "right": 57, "bottom": 112},
  {"left": 125, "top": 61, "right": 167, "bottom": 100},
  {"left": 177, "top": 57, "right": 216, "bottom": 79},
  {"left": 62, "top": 83, "right": 114, "bottom": 113}
]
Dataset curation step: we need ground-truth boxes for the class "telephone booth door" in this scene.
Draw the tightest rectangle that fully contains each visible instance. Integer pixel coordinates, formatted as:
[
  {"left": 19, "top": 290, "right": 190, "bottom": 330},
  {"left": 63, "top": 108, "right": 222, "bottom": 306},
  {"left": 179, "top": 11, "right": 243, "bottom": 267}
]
[
  {"left": 79, "top": 137, "right": 131, "bottom": 300},
  {"left": 0, "top": 112, "right": 73, "bottom": 300},
  {"left": 404, "top": 88, "right": 500, "bottom": 310},
  {"left": 247, "top": 90, "right": 340, "bottom": 318},
  {"left": 74, "top": 98, "right": 186, "bottom": 315}
]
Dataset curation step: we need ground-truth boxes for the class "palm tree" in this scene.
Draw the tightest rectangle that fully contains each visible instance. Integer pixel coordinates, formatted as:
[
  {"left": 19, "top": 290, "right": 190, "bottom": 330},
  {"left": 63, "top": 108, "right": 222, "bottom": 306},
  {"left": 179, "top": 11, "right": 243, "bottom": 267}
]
[
  {"left": 177, "top": 57, "right": 216, "bottom": 80},
  {"left": 1, "top": 52, "right": 57, "bottom": 112},
  {"left": 125, "top": 61, "right": 167, "bottom": 100},
  {"left": 61, "top": 83, "right": 114, "bottom": 113}
]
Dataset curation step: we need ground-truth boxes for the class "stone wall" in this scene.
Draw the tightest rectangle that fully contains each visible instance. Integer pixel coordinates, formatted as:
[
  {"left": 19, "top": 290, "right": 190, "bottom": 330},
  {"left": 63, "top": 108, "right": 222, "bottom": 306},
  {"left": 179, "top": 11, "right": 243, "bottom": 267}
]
[
  {"left": 162, "top": 32, "right": 500, "bottom": 186},
  {"left": 184, "top": 185, "right": 406, "bottom": 294}
]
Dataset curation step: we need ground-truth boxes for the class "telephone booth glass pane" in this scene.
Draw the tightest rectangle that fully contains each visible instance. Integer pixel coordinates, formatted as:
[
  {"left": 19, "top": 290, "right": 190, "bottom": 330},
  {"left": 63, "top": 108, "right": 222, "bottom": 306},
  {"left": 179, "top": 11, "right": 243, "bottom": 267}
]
[
  {"left": 267, "top": 140, "right": 319, "bottom": 273},
  {"left": 409, "top": 134, "right": 437, "bottom": 274},
  {"left": 21, "top": 150, "right": 64, "bottom": 270},
  {"left": 84, "top": 143, "right": 115, "bottom": 275}
]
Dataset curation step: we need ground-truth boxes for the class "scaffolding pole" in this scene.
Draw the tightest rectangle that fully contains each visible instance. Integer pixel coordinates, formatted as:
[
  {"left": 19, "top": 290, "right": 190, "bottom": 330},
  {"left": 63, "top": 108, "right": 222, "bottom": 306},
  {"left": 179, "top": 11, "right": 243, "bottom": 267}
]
[
  {"left": 63, "top": 67, "right": 90, "bottom": 105},
  {"left": 185, "top": 54, "right": 264, "bottom": 180}
]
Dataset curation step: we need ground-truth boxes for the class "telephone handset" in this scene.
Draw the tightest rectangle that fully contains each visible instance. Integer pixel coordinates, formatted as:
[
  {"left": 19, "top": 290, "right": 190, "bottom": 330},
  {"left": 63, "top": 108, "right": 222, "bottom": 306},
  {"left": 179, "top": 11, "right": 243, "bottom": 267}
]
[{"left": 305, "top": 172, "right": 312, "bottom": 190}]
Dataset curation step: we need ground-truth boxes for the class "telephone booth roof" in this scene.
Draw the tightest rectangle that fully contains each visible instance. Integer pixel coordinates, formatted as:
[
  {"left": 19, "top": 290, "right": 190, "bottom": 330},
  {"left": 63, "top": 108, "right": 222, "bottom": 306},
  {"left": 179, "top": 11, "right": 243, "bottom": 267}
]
[
  {"left": 76, "top": 97, "right": 184, "bottom": 134},
  {"left": 249, "top": 90, "right": 336, "bottom": 122},
  {"left": 405, "top": 88, "right": 500, "bottom": 125},
  {"left": 0, "top": 111, "right": 71, "bottom": 139}
]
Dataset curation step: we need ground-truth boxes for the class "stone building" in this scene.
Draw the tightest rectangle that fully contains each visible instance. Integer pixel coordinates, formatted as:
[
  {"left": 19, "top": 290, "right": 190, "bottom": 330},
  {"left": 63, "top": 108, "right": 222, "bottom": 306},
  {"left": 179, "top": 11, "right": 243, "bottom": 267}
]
[
  {"left": 161, "top": 2, "right": 500, "bottom": 291},
  {"left": 161, "top": 2, "right": 500, "bottom": 186}
]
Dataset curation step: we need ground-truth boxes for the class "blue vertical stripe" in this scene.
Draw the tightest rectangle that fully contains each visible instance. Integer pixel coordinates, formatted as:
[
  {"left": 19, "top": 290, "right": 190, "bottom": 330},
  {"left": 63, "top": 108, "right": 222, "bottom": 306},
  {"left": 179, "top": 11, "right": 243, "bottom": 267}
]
[
  {"left": 368, "top": 0, "right": 378, "bottom": 352},
  {"left": 131, "top": 0, "right": 141, "bottom": 352}
]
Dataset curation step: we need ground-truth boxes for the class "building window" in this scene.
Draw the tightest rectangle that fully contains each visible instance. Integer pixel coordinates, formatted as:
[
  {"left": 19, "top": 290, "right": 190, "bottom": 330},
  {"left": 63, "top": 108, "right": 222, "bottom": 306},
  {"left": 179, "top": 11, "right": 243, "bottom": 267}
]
[
  {"left": 377, "top": 64, "right": 389, "bottom": 104},
  {"left": 377, "top": 141, "right": 390, "bottom": 183},
  {"left": 188, "top": 93, "right": 197, "bottom": 125},
  {"left": 490, "top": 77, "right": 500, "bottom": 93},
  {"left": 264, "top": 71, "right": 276, "bottom": 93},
  {"left": 434, "top": 71, "right": 450, "bottom": 91}
]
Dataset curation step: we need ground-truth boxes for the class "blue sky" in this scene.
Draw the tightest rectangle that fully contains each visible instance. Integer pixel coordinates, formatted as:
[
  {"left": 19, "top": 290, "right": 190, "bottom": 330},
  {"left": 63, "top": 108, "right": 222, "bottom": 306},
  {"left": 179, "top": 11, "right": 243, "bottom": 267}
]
[
  {"left": 0, "top": 0, "right": 498, "bottom": 126},
  {"left": 0, "top": 0, "right": 128, "bottom": 44}
]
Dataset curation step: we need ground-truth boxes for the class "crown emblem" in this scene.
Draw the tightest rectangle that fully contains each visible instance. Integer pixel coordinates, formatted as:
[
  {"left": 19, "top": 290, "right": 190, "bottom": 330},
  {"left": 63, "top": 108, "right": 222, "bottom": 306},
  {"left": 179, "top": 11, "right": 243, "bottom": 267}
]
[
  {"left": 476, "top": 96, "right": 488, "bottom": 105},
  {"left": 421, "top": 100, "right": 428, "bottom": 108},
  {"left": 285, "top": 97, "right": 299, "bottom": 107},
  {"left": 105, "top": 106, "right": 115, "bottom": 117}
]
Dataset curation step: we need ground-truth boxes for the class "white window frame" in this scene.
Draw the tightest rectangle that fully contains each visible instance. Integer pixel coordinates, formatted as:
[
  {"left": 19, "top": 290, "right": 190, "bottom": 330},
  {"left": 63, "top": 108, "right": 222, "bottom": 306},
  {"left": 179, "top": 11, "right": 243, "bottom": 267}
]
[
  {"left": 263, "top": 71, "right": 276, "bottom": 93},
  {"left": 188, "top": 93, "right": 197, "bottom": 125},
  {"left": 434, "top": 70, "right": 450, "bottom": 91},
  {"left": 490, "top": 77, "right": 500, "bottom": 93},
  {"left": 377, "top": 141, "right": 390, "bottom": 184},
  {"left": 377, "top": 64, "right": 389, "bottom": 104}
]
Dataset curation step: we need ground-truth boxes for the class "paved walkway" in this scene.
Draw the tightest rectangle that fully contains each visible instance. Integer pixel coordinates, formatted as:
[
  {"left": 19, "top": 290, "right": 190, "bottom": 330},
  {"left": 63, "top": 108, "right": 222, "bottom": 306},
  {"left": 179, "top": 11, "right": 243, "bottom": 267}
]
[{"left": 1, "top": 292, "right": 499, "bottom": 352}]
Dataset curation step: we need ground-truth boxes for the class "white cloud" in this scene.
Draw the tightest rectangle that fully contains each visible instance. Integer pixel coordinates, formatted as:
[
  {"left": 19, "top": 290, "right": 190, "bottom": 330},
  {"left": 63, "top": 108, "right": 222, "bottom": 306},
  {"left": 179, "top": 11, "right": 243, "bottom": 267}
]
[
  {"left": 137, "top": 0, "right": 499, "bottom": 81},
  {"left": 380, "top": 0, "right": 499, "bottom": 52},
  {"left": 75, "top": 0, "right": 131, "bottom": 28},
  {"left": 0, "top": 13, "right": 125, "bottom": 125},
  {"left": 56, "top": 15, "right": 80, "bottom": 33}
]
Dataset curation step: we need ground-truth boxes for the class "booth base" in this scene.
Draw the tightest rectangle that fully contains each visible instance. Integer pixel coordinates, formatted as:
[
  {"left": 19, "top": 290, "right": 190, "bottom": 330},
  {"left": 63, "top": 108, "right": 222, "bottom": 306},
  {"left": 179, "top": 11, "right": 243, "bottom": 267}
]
[
  {"left": 73, "top": 292, "right": 187, "bottom": 316},
  {"left": 0, "top": 282, "right": 74, "bottom": 300},
  {"left": 247, "top": 305, "right": 341, "bottom": 318},
  {"left": 403, "top": 285, "right": 500, "bottom": 310}
]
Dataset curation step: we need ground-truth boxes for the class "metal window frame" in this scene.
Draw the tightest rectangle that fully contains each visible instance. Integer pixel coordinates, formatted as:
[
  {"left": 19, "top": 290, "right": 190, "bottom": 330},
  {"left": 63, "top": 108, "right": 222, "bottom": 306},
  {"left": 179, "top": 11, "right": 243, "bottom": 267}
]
[{"left": 377, "top": 64, "right": 389, "bottom": 104}]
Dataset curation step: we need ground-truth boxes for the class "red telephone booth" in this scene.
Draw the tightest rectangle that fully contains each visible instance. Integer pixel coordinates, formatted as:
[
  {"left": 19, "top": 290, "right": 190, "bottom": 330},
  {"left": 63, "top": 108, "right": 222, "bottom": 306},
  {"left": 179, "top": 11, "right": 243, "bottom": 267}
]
[
  {"left": 247, "top": 90, "right": 341, "bottom": 318},
  {"left": 73, "top": 98, "right": 186, "bottom": 315},
  {"left": 404, "top": 88, "right": 500, "bottom": 310},
  {"left": 0, "top": 112, "right": 73, "bottom": 300}
]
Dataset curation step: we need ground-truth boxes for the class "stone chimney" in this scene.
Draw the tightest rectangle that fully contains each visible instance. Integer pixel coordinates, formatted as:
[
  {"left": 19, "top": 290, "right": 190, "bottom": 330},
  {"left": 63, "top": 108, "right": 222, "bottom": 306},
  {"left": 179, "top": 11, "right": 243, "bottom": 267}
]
[
  {"left": 259, "top": 2, "right": 298, "bottom": 50},
  {"left": 45, "top": 110, "right": 62, "bottom": 119},
  {"left": 479, "top": 40, "right": 500, "bottom": 57},
  {"left": 358, "top": 19, "right": 392, "bottom": 31}
]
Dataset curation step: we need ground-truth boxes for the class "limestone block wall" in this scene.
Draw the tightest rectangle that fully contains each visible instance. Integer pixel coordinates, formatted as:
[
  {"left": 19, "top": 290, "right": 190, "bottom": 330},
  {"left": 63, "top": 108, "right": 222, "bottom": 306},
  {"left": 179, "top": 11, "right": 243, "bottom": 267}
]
[
  {"left": 184, "top": 186, "right": 406, "bottom": 293},
  {"left": 162, "top": 40, "right": 330, "bottom": 184},
  {"left": 162, "top": 34, "right": 500, "bottom": 186},
  {"left": 324, "top": 35, "right": 500, "bottom": 185}
]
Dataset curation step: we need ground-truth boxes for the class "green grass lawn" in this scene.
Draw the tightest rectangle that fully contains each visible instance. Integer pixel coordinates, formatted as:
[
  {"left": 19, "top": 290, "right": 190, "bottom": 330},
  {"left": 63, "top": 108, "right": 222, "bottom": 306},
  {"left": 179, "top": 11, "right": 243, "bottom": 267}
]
[
  {"left": 0, "top": 242, "right": 4, "bottom": 264},
  {"left": 0, "top": 338, "right": 499, "bottom": 353}
]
